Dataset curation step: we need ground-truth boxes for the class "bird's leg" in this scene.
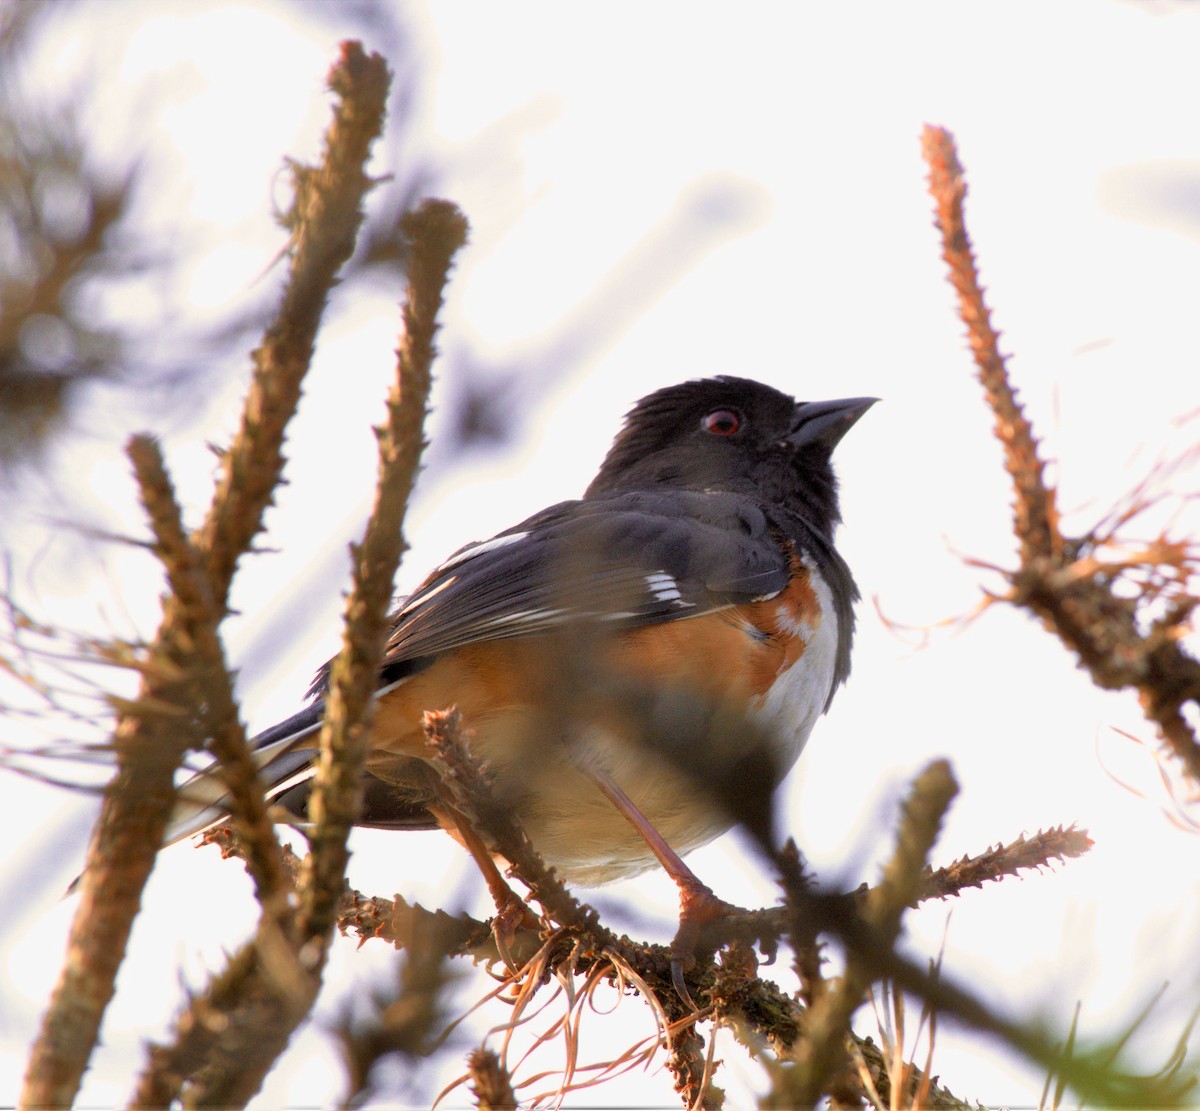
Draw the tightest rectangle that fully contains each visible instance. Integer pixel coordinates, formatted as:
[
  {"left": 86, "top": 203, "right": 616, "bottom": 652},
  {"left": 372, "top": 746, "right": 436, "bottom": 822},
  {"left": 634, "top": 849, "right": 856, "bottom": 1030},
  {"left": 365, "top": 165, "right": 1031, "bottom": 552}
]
[
  {"left": 585, "top": 766, "right": 743, "bottom": 1009},
  {"left": 431, "top": 801, "right": 538, "bottom": 965}
]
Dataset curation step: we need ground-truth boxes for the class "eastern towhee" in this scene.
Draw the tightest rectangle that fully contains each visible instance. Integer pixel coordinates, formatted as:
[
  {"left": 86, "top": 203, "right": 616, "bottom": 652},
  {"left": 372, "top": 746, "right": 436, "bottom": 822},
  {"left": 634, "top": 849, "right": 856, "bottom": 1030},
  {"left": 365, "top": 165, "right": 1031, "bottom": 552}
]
[{"left": 170, "top": 376, "right": 873, "bottom": 980}]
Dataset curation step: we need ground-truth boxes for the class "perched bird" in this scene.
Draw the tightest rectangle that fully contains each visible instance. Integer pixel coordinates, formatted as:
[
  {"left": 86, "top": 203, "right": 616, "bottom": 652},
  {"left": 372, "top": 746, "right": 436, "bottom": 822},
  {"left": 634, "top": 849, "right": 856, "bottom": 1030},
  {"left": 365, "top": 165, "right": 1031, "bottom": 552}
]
[{"left": 169, "top": 376, "right": 873, "bottom": 978}]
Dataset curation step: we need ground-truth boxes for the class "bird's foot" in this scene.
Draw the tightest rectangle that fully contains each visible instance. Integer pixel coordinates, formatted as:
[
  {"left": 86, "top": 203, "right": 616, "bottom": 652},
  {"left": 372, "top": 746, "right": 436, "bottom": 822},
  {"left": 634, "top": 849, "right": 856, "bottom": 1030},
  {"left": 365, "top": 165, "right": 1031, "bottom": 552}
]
[{"left": 668, "top": 875, "right": 745, "bottom": 1012}]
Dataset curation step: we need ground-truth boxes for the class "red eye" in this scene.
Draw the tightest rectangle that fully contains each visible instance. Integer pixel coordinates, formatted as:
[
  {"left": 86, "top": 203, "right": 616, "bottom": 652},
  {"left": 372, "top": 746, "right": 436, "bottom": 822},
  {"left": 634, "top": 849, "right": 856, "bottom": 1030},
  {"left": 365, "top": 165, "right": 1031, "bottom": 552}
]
[{"left": 702, "top": 409, "right": 741, "bottom": 436}]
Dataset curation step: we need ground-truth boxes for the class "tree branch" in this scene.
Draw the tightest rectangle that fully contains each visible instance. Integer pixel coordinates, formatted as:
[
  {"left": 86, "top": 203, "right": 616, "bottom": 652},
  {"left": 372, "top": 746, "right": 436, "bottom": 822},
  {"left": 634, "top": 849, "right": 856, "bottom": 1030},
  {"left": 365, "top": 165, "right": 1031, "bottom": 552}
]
[
  {"left": 22, "top": 42, "right": 392, "bottom": 1111},
  {"left": 922, "top": 122, "right": 1200, "bottom": 789}
]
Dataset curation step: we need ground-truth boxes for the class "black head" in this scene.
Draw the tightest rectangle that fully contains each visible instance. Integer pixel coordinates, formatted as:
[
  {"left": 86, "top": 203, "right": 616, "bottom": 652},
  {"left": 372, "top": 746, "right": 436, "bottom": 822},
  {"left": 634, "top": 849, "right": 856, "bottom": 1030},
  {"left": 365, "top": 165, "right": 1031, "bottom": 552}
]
[{"left": 585, "top": 376, "right": 875, "bottom": 532}]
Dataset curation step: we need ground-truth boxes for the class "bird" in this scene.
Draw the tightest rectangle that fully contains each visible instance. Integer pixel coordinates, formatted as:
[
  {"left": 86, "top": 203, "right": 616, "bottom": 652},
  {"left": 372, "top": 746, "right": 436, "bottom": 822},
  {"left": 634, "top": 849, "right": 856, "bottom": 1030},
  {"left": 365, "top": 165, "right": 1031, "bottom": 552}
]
[{"left": 168, "top": 375, "right": 874, "bottom": 982}]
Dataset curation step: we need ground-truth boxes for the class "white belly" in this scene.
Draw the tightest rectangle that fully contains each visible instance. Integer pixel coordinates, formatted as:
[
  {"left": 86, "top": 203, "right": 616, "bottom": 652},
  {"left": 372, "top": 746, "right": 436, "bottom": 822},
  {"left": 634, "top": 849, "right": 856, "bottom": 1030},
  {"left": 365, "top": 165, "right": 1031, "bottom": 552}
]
[{"left": 748, "top": 559, "right": 840, "bottom": 774}]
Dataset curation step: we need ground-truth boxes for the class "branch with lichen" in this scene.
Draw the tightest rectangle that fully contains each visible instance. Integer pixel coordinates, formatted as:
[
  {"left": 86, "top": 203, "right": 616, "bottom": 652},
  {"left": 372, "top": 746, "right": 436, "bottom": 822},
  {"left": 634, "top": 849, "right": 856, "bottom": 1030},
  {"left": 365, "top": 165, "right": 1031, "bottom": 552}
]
[
  {"left": 320, "top": 721, "right": 1104, "bottom": 1107},
  {"left": 922, "top": 122, "right": 1200, "bottom": 789},
  {"left": 194, "top": 678, "right": 1105, "bottom": 1107},
  {"left": 348, "top": 723, "right": 1099, "bottom": 1105}
]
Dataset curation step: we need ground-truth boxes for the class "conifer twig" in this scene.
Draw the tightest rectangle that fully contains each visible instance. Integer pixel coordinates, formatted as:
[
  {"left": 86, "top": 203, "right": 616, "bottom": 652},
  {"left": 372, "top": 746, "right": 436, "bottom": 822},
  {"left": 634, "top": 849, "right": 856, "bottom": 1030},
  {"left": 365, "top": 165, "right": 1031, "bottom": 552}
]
[
  {"left": 920, "top": 823, "right": 1093, "bottom": 902},
  {"left": 779, "top": 760, "right": 958, "bottom": 1104},
  {"left": 163, "top": 192, "right": 464, "bottom": 1109},
  {"left": 922, "top": 122, "right": 1200, "bottom": 788},
  {"left": 113, "top": 43, "right": 393, "bottom": 1110},
  {"left": 297, "top": 197, "right": 467, "bottom": 942}
]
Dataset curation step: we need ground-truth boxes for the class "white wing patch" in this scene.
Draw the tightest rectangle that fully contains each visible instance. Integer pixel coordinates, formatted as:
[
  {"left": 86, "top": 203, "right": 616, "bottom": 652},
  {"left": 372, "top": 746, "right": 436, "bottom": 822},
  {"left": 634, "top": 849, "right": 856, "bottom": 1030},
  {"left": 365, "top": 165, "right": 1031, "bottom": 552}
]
[
  {"left": 644, "top": 571, "right": 683, "bottom": 604},
  {"left": 471, "top": 606, "right": 568, "bottom": 632},
  {"left": 405, "top": 573, "right": 457, "bottom": 608},
  {"left": 435, "top": 530, "right": 529, "bottom": 574}
]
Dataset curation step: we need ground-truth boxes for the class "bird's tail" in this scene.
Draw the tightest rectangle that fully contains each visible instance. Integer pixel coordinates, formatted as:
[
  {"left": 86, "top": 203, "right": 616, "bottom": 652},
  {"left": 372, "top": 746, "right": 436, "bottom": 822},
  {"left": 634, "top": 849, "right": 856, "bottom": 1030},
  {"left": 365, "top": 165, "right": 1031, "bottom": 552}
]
[{"left": 163, "top": 703, "right": 325, "bottom": 846}]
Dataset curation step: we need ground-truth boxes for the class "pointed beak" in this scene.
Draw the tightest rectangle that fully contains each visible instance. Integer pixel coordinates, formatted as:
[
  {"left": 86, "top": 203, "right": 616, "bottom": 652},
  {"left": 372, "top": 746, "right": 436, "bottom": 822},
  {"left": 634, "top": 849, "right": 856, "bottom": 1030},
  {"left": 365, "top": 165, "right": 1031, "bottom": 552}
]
[{"left": 785, "top": 396, "right": 878, "bottom": 451}]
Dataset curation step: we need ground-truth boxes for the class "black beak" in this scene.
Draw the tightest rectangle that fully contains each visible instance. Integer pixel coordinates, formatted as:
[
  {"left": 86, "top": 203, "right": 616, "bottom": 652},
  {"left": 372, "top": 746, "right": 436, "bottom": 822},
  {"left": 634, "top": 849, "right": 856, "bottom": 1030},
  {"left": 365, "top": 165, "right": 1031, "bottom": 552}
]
[{"left": 786, "top": 396, "right": 878, "bottom": 451}]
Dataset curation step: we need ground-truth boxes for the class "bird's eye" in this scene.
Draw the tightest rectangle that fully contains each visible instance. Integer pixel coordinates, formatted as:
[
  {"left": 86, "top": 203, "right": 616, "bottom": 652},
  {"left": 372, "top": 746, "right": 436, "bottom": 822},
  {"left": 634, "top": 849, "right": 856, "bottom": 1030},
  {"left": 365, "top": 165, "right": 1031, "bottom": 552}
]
[{"left": 701, "top": 409, "right": 742, "bottom": 436}]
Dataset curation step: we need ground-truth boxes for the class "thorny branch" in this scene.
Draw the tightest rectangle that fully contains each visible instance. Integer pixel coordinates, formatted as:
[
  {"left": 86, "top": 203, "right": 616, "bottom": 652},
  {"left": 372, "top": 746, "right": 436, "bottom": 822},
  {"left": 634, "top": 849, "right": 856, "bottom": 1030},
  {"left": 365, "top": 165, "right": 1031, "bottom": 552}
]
[
  {"left": 296, "top": 198, "right": 467, "bottom": 943},
  {"left": 20, "top": 41, "right": 424, "bottom": 1111},
  {"left": 922, "top": 123, "right": 1200, "bottom": 789},
  {"left": 129, "top": 42, "right": 399, "bottom": 1111},
  {"left": 920, "top": 824, "right": 1093, "bottom": 901},
  {"left": 195, "top": 46, "right": 391, "bottom": 602},
  {"left": 136, "top": 135, "right": 467, "bottom": 1111},
  {"left": 422, "top": 707, "right": 605, "bottom": 939},
  {"left": 199, "top": 699, "right": 1105, "bottom": 1106},
  {"left": 774, "top": 760, "right": 958, "bottom": 1105},
  {"left": 123, "top": 437, "right": 291, "bottom": 913}
]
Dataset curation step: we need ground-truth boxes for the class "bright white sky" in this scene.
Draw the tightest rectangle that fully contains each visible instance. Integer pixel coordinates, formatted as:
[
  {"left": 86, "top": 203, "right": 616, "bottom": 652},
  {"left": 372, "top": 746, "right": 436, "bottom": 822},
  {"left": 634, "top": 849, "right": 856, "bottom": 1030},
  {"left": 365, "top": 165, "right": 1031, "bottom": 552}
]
[{"left": 3, "top": 1, "right": 1200, "bottom": 1107}]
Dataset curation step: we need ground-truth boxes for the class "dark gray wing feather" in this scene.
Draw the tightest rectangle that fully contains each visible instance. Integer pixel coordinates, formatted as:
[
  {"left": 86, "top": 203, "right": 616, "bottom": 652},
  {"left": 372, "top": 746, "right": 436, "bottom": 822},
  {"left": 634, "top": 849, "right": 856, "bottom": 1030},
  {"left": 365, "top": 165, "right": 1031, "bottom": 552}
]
[{"left": 379, "top": 490, "right": 790, "bottom": 667}]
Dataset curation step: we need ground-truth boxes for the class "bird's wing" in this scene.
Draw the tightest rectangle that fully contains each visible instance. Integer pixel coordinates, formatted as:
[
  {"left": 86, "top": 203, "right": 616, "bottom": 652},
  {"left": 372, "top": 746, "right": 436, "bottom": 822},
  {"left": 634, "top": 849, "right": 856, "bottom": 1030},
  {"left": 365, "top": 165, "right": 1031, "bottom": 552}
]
[
  {"left": 375, "top": 489, "right": 790, "bottom": 669},
  {"left": 164, "top": 490, "right": 789, "bottom": 847}
]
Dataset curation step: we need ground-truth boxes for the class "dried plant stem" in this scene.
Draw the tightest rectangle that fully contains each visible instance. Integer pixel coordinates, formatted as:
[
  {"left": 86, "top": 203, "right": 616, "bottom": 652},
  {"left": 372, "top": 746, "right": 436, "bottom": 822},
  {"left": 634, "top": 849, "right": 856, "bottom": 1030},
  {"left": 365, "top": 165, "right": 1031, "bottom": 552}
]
[
  {"left": 852, "top": 1033, "right": 974, "bottom": 1111},
  {"left": 922, "top": 122, "right": 1200, "bottom": 788}
]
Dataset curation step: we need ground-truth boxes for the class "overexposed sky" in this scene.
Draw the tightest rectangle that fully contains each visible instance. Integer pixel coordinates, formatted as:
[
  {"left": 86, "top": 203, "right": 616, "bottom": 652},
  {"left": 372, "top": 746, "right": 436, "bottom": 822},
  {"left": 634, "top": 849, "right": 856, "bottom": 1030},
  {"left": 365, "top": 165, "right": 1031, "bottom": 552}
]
[{"left": 4, "top": 2, "right": 1200, "bottom": 1106}]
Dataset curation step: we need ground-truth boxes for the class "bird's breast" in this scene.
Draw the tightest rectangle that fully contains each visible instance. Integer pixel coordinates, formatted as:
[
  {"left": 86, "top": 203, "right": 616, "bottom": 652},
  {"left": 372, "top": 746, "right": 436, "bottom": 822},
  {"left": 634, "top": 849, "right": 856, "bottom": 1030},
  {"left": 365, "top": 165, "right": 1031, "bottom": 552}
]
[{"left": 736, "top": 555, "right": 840, "bottom": 773}]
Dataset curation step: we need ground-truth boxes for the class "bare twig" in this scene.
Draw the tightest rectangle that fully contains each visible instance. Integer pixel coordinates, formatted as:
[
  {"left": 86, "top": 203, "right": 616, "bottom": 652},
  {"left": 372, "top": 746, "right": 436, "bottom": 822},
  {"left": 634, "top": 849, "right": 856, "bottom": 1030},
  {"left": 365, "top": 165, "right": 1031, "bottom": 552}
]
[
  {"left": 922, "top": 122, "right": 1200, "bottom": 789},
  {"left": 778, "top": 760, "right": 958, "bottom": 1105},
  {"left": 297, "top": 197, "right": 467, "bottom": 942},
  {"left": 920, "top": 824, "right": 1093, "bottom": 902},
  {"left": 172, "top": 193, "right": 464, "bottom": 1110},
  {"left": 29, "top": 42, "right": 393, "bottom": 1111}
]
